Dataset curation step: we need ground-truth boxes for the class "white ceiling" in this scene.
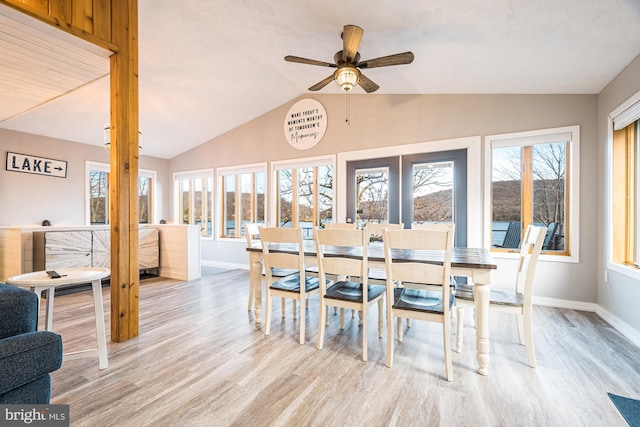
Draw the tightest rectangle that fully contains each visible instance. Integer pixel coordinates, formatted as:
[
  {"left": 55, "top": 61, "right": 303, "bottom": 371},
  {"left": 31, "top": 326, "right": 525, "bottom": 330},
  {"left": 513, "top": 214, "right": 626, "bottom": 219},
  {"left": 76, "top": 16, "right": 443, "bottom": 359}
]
[{"left": 1, "top": 0, "right": 640, "bottom": 159}]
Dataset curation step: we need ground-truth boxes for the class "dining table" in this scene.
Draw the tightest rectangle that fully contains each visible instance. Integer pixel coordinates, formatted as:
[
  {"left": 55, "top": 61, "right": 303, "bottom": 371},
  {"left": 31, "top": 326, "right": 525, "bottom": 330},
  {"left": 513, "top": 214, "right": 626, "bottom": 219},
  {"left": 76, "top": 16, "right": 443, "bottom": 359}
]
[{"left": 246, "top": 240, "right": 497, "bottom": 375}]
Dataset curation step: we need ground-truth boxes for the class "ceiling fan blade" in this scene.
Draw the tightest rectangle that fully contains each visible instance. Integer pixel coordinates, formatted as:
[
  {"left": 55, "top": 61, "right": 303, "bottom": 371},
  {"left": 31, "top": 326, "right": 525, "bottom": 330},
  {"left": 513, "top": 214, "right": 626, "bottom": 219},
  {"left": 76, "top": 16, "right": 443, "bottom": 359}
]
[
  {"left": 359, "top": 51, "right": 414, "bottom": 69},
  {"left": 342, "top": 25, "right": 363, "bottom": 63},
  {"left": 284, "top": 55, "right": 336, "bottom": 68},
  {"left": 308, "top": 75, "right": 335, "bottom": 91},
  {"left": 358, "top": 73, "right": 379, "bottom": 93}
]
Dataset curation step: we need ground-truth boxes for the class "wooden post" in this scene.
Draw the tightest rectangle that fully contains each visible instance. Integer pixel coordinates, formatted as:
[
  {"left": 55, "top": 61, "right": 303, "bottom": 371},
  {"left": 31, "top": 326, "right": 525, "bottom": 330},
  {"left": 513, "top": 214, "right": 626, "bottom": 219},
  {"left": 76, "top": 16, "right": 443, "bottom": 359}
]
[{"left": 109, "top": 0, "right": 139, "bottom": 342}]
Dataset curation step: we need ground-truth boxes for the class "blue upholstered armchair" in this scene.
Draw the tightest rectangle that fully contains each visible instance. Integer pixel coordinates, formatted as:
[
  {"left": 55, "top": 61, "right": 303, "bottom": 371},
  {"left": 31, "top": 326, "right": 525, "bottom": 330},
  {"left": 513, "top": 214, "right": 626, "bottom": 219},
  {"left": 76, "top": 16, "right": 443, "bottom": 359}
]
[{"left": 0, "top": 283, "right": 63, "bottom": 404}]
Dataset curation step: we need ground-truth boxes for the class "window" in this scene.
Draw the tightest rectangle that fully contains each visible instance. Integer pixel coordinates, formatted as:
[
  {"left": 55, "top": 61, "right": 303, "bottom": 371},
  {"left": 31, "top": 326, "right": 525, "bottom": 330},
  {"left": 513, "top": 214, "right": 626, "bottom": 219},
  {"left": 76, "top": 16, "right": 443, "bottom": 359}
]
[
  {"left": 218, "top": 164, "right": 266, "bottom": 238},
  {"left": 611, "top": 98, "right": 640, "bottom": 267},
  {"left": 486, "top": 126, "right": 579, "bottom": 258},
  {"left": 273, "top": 157, "right": 333, "bottom": 239},
  {"left": 86, "top": 162, "right": 156, "bottom": 225},
  {"left": 174, "top": 169, "right": 213, "bottom": 238}
]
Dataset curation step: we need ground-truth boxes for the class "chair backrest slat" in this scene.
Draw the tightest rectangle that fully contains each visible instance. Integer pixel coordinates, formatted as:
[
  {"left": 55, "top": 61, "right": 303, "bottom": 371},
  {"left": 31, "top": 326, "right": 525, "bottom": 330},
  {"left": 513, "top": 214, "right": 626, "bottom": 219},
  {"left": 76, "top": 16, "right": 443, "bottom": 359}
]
[
  {"left": 383, "top": 225, "right": 454, "bottom": 299},
  {"left": 314, "top": 228, "right": 367, "bottom": 279},
  {"left": 517, "top": 225, "right": 547, "bottom": 299},
  {"left": 259, "top": 227, "right": 305, "bottom": 280}
]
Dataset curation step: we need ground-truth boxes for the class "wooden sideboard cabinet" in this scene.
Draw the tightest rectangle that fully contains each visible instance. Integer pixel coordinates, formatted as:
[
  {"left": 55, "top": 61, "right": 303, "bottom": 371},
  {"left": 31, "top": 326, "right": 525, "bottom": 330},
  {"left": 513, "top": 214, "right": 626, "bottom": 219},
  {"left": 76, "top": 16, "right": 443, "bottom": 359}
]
[
  {"left": 33, "top": 228, "right": 160, "bottom": 272},
  {"left": 0, "top": 225, "right": 199, "bottom": 282}
]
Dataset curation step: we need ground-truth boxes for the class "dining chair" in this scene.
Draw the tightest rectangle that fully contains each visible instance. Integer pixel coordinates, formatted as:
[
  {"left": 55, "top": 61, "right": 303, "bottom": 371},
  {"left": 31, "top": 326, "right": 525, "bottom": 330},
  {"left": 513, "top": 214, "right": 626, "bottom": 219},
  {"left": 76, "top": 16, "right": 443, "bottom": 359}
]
[
  {"left": 363, "top": 223, "right": 404, "bottom": 286},
  {"left": 383, "top": 224, "right": 455, "bottom": 381},
  {"left": 244, "top": 223, "right": 296, "bottom": 316},
  {"left": 314, "top": 227, "right": 385, "bottom": 361},
  {"left": 455, "top": 224, "right": 547, "bottom": 368},
  {"left": 260, "top": 226, "right": 322, "bottom": 345}
]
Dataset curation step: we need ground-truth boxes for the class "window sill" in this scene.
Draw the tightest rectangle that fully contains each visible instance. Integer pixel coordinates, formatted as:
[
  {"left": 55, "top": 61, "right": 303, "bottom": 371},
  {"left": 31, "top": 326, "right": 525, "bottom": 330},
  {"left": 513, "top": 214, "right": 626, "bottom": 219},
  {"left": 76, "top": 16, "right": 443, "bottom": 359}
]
[
  {"left": 491, "top": 250, "right": 578, "bottom": 264},
  {"left": 608, "top": 262, "right": 640, "bottom": 281}
]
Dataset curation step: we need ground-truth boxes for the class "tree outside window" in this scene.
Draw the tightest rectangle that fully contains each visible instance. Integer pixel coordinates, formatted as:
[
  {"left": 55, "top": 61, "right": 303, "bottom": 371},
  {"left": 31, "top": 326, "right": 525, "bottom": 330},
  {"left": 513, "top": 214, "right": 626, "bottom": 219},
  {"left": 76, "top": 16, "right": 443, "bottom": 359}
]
[{"left": 88, "top": 163, "right": 155, "bottom": 225}]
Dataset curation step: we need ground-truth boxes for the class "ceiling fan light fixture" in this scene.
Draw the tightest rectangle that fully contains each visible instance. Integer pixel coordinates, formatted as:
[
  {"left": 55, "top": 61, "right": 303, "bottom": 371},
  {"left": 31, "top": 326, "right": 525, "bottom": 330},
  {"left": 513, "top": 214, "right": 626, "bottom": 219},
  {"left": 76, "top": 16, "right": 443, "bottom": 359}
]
[{"left": 334, "top": 67, "right": 360, "bottom": 92}]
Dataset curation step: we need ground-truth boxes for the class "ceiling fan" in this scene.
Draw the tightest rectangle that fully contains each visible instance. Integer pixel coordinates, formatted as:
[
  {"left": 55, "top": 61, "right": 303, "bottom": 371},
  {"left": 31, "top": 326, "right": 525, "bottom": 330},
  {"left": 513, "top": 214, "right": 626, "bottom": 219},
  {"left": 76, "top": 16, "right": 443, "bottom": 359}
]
[{"left": 284, "top": 24, "right": 414, "bottom": 93}]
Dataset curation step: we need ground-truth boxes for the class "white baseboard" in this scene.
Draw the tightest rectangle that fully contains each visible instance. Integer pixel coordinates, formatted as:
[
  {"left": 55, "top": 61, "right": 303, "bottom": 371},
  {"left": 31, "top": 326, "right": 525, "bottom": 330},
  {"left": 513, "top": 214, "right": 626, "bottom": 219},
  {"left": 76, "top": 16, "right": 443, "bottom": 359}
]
[
  {"left": 532, "top": 296, "right": 640, "bottom": 349},
  {"left": 200, "top": 260, "right": 248, "bottom": 270},
  {"left": 596, "top": 306, "right": 640, "bottom": 349},
  {"left": 533, "top": 296, "right": 598, "bottom": 312}
]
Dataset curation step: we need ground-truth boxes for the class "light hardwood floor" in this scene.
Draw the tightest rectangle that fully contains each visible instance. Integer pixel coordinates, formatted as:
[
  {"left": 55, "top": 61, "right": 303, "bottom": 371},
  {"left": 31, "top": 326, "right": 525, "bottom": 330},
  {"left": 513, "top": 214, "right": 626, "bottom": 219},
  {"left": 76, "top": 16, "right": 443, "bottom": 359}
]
[{"left": 46, "top": 270, "right": 639, "bottom": 426}]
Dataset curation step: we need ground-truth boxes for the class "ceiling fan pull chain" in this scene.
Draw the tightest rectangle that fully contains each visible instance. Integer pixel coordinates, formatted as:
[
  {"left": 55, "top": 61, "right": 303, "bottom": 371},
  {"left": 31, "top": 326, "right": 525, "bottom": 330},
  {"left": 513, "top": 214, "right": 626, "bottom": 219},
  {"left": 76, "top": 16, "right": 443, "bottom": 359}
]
[{"left": 345, "top": 93, "right": 351, "bottom": 125}]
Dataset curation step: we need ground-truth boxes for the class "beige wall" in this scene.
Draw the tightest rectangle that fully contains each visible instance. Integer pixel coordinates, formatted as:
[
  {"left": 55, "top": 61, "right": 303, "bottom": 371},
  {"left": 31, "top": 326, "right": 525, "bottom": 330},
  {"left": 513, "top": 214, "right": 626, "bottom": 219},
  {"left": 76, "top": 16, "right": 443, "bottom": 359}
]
[
  {"left": 0, "top": 129, "right": 171, "bottom": 226},
  {"left": 597, "top": 53, "right": 640, "bottom": 339},
  {"left": 172, "top": 93, "right": 600, "bottom": 307}
]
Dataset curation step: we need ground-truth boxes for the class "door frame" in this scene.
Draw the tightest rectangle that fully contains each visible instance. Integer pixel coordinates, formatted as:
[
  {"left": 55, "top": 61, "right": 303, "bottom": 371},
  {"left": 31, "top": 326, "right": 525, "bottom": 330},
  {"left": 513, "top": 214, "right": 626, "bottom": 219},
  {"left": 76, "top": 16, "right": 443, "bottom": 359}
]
[{"left": 336, "top": 136, "right": 483, "bottom": 247}]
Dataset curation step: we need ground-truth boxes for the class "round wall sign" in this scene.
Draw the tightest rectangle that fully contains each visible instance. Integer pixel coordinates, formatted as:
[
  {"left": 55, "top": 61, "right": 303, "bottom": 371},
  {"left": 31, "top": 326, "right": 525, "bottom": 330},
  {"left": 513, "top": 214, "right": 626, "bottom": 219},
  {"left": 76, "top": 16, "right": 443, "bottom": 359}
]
[{"left": 283, "top": 98, "right": 327, "bottom": 150}]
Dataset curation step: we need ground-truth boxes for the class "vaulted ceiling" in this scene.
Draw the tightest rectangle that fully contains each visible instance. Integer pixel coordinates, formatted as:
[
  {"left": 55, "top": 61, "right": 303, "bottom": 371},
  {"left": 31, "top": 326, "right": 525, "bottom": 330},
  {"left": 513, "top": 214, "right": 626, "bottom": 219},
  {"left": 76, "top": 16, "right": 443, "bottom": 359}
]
[{"left": 1, "top": 0, "right": 640, "bottom": 159}]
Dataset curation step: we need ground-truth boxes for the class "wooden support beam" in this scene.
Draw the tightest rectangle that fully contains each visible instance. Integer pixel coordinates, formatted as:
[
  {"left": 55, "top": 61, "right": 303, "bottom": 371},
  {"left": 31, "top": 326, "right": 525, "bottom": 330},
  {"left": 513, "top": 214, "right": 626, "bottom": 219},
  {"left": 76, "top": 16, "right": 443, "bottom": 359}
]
[{"left": 109, "top": 0, "right": 139, "bottom": 342}]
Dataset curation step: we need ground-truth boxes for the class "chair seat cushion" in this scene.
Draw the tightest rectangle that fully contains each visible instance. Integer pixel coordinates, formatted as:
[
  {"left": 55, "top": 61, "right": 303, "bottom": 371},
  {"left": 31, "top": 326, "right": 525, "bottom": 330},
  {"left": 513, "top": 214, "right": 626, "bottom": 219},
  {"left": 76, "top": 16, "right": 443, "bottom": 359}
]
[
  {"left": 325, "top": 281, "right": 385, "bottom": 303},
  {"left": 455, "top": 283, "right": 524, "bottom": 307},
  {"left": 270, "top": 273, "right": 321, "bottom": 293},
  {"left": 392, "top": 288, "right": 454, "bottom": 313}
]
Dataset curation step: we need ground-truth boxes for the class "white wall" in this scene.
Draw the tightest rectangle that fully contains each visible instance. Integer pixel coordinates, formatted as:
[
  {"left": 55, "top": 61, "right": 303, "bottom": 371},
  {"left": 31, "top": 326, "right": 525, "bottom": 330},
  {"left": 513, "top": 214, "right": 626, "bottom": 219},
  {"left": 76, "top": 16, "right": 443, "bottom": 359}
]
[
  {"left": 171, "top": 93, "right": 600, "bottom": 308},
  {"left": 597, "top": 53, "right": 640, "bottom": 344},
  {"left": 0, "top": 129, "right": 171, "bottom": 226}
]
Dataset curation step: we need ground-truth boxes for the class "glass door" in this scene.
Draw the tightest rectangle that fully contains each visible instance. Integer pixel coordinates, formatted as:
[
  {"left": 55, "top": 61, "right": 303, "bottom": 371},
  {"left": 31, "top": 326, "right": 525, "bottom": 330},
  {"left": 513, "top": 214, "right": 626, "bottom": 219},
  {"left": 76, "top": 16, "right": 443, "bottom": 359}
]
[
  {"left": 346, "top": 157, "right": 400, "bottom": 228},
  {"left": 402, "top": 150, "right": 467, "bottom": 247}
]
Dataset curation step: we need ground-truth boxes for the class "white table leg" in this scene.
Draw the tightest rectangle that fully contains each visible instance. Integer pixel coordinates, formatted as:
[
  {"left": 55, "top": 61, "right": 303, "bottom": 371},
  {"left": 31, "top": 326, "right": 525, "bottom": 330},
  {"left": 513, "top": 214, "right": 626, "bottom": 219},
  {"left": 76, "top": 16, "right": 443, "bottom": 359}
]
[
  {"left": 473, "top": 282, "right": 490, "bottom": 376},
  {"left": 249, "top": 252, "right": 263, "bottom": 325},
  {"left": 30, "top": 287, "right": 44, "bottom": 329},
  {"left": 45, "top": 287, "right": 55, "bottom": 331},
  {"left": 91, "top": 279, "right": 108, "bottom": 369}
]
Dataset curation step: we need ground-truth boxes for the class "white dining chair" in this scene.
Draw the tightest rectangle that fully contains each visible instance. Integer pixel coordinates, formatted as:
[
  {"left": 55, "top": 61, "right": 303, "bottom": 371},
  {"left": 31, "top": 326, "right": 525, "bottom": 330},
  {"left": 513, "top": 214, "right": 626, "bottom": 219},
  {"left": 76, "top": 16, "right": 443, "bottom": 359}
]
[
  {"left": 314, "top": 227, "right": 385, "bottom": 361},
  {"left": 244, "top": 223, "right": 296, "bottom": 317},
  {"left": 260, "top": 226, "right": 323, "bottom": 345},
  {"left": 383, "top": 224, "right": 455, "bottom": 381},
  {"left": 455, "top": 224, "right": 547, "bottom": 368}
]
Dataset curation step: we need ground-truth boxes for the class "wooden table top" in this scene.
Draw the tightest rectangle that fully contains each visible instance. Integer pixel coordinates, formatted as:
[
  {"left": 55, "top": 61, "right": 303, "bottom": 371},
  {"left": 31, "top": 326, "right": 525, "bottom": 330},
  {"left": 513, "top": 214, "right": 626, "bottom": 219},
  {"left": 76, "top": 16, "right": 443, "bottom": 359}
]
[{"left": 247, "top": 241, "right": 496, "bottom": 271}]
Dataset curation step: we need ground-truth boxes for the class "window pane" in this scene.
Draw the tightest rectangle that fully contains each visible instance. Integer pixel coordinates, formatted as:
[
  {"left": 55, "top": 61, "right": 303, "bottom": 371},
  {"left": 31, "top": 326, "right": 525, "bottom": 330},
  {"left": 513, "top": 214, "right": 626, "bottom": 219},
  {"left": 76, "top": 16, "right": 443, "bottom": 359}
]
[
  {"left": 181, "top": 179, "right": 190, "bottom": 224},
  {"left": 224, "top": 176, "right": 235, "bottom": 237},
  {"left": 492, "top": 147, "right": 522, "bottom": 248},
  {"left": 240, "top": 173, "right": 253, "bottom": 233},
  {"left": 278, "top": 169, "right": 293, "bottom": 227},
  {"left": 205, "top": 177, "right": 213, "bottom": 237},
  {"left": 256, "top": 172, "right": 265, "bottom": 224},
  {"left": 356, "top": 167, "right": 388, "bottom": 228},
  {"left": 298, "top": 167, "right": 314, "bottom": 237},
  {"left": 532, "top": 142, "right": 566, "bottom": 251},
  {"left": 193, "top": 179, "right": 204, "bottom": 235},
  {"left": 412, "top": 161, "right": 453, "bottom": 225},
  {"left": 317, "top": 165, "right": 333, "bottom": 225},
  {"left": 138, "top": 176, "right": 150, "bottom": 224},
  {"left": 89, "top": 170, "right": 108, "bottom": 224}
]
